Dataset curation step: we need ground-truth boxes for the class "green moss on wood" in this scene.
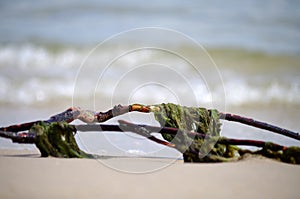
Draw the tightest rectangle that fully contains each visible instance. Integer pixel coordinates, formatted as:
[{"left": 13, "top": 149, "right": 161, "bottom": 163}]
[
  {"left": 30, "top": 122, "right": 92, "bottom": 158},
  {"left": 27, "top": 104, "right": 300, "bottom": 164},
  {"left": 151, "top": 103, "right": 300, "bottom": 164},
  {"left": 282, "top": 147, "right": 300, "bottom": 164},
  {"left": 152, "top": 103, "right": 227, "bottom": 162}
]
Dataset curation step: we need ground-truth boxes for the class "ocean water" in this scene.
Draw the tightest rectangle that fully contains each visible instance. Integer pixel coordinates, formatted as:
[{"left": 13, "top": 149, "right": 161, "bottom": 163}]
[{"left": 0, "top": 0, "right": 299, "bottom": 157}]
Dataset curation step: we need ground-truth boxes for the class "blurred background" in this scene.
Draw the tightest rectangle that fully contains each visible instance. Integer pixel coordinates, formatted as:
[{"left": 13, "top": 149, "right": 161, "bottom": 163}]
[{"left": 0, "top": 0, "right": 299, "bottom": 156}]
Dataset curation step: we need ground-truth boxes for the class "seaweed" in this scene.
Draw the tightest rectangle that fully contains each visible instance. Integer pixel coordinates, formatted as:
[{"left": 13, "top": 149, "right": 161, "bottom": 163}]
[
  {"left": 152, "top": 103, "right": 233, "bottom": 162},
  {"left": 151, "top": 103, "right": 300, "bottom": 164},
  {"left": 1, "top": 103, "right": 300, "bottom": 164},
  {"left": 31, "top": 122, "right": 92, "bottom": 158}
]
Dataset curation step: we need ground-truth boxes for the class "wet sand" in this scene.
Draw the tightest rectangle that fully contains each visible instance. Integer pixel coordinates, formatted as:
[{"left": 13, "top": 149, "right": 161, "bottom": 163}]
[{"left": 0, "top": 149, "right": 299, "bottom": 199}]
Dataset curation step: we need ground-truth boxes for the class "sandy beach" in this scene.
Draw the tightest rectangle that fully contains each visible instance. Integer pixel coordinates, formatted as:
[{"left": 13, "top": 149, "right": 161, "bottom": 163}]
[
  {"left": 1, "top": 2, "right": 300, "bottom": 199},
  {"left": 0, "top": 149, "right": 299, "bottom": 199}
]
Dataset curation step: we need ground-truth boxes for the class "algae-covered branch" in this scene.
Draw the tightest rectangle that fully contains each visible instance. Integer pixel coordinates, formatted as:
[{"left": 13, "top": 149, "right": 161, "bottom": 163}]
[{"left": 1, "top": 103, "right": 300, "bottom": 164}]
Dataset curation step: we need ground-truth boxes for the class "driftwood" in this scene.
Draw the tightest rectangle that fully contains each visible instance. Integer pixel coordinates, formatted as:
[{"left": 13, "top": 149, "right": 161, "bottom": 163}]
[{"left": 1, "top": 103, "right": 300, "bottom": 164}]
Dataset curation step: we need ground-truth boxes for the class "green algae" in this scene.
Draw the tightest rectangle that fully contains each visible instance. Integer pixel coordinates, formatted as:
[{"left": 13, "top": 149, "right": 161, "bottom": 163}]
[
  {"left": 281, "top": 147, "right": 300, "bottom": 164},
  {"left": 30, "top": 122, "right": 92, "bottom": 158},
  {"left": 255, "top": 144, "right": 300, "bottom": 164},
  {"left": 152, "top": 103, "right": 228, "bottom": 162},
  {"left": 153, "top": 103, "right": 221, "bottom": 136},
  {"left": 151, "top": 103, "right": 300, "bottom": 164},
  {"left": 27, "top": 104, "right": 300, "bottom": 164}
]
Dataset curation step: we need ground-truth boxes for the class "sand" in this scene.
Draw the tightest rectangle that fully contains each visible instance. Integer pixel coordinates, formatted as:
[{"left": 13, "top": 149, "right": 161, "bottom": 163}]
[{"left": 0, "top": 149, "right": 299, "bottom": 199}]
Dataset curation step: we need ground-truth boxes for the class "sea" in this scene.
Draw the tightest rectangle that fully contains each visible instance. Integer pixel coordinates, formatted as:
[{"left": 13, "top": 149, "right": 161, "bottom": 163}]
[{"left": 0, "top": 0, "right": 299, "bottom": 160}]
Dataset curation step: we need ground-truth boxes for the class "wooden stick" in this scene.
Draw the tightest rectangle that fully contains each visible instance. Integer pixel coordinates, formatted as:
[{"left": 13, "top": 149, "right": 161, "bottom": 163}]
[
  {"left": 97, "top": 105, "right": 300, "bottom": 141},
  {"left": 220, "top": 112, "right": 300, "bottom": 141},
  {"left": 0, "top": 107, "right": 80, "bottom": 132},
  {"left": 118, "top": 120, "right": 175, "bottom": 147},
  {"left": 1, "top": 121, "right": 286, "bottom": 151},
  {"left": 0, "top": 130, "right": 36, "bottom": 144},
  {"left": 1, "top": 104, "right": 299, "bottom": 142},
  {"left": 76, "top": 122, "right": 286, "bottom": 150}
]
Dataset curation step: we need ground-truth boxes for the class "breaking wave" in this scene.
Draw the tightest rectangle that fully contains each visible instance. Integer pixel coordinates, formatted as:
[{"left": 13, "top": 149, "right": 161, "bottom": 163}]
[{"left": 0, "top": 44, "right": 299, "bottom": 108}]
